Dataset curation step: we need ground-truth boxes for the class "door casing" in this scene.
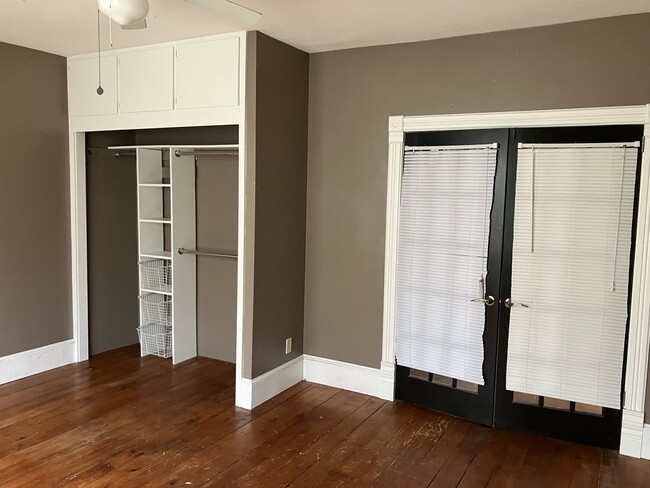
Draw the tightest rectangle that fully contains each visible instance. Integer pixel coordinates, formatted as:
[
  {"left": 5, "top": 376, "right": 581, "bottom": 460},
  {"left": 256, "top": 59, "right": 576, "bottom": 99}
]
[{"left": 382, "top": 105, "right": 650, "bottom": 457}]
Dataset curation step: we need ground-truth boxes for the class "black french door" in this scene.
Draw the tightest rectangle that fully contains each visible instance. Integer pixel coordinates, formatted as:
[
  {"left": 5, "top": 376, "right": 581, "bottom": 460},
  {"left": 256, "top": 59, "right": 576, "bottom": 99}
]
[
  {"left": 395, "top": 124, "right": 644, "bottom": 448},
  {"left": 394, "top": 128, "right": 510, "bottom": 427}
]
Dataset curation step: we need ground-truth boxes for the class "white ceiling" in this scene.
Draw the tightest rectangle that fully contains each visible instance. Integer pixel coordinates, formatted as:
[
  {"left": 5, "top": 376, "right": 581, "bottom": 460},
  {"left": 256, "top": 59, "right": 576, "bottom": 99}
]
[{"left": 2, "top": 0, "right": 650, "bottom": 57}]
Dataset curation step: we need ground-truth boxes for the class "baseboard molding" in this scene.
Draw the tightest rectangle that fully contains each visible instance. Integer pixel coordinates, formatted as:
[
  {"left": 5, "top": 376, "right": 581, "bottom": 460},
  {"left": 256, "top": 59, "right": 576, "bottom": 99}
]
[
  {"left": 0, "top": 339, "right": 76, "bottom": 386},
  {"left": 642, "top": 424, "right": 650, "bottom": 460},
  {"left": 621, "top": 409, "right": 645, "bottom": 457},
  {"left": 304, "top": 354, "right": 394, "bottom": 400},
  {"left": 237, "top": 355, "right": 305, "bottom": 410}
]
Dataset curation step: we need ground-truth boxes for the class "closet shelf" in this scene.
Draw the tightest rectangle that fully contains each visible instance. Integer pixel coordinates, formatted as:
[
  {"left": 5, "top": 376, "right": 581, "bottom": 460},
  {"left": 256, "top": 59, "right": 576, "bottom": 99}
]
[
  {"left": 140, "top": 250, "right": 172, "bottom": 260},
  {"left": 140, "top": 217, "right": 172, "bottom": 224}
]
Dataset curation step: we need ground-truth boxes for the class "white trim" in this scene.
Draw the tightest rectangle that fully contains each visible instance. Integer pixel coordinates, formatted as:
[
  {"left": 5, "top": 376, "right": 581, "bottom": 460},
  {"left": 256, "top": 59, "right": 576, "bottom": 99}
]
[
  {"left": 235, "top": 31, "right": 255, "bottom": 408},
  {"left": 0, "top": 340, "right": 76, "bottom": 385},
  {"left": 237, "top": 378, "right": 253, "bottom": 410},
  {"left": 383, "top": 105, "right": 650, "bottom": 456},
  {"left": 621, "top": 410, "right": 646, "bottom": 457},
  {"left": 70, "top": 132, "right": 88, "bottom": 362},
  {"left": 249, "top": 356, "right": 305, "bottom": 409},
  {"left": 402, "top": 106, "right": 648, "bottom": 132},
  {"left": 304, "top": 354, "right": 389, "bottom": 399},
  {"left": 639, "top": 423, "right": 650, "bottom": 460}
]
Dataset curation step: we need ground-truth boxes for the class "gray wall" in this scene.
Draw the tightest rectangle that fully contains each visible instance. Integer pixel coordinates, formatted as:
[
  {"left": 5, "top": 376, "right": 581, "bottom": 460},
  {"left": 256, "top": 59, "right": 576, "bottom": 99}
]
[
  {"left": 196, "top": 155, "right": 238, "bottom": 363},
  {"left": 304, "top": 14, "right": 650, "bottom": 371},
  {"left": 251, "top": 33, "right": 309, "bottom": 377},
  {"left": 86, "top": 132, "right": 139, "bottom": 356},
  {"left": 0, "top": 42, "right": 71, "bottom": 357}
]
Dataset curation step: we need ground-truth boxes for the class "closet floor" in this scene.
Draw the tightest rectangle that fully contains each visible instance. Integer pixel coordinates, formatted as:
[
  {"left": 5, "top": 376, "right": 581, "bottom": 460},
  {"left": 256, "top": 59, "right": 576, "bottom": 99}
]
[{"left": 0, "top": 345, "right": 647, "bottom": 487}]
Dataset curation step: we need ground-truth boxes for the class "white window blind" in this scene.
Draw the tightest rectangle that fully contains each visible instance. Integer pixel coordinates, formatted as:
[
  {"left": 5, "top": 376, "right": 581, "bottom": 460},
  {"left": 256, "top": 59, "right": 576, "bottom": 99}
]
[
  {"left": 395, "top": 144, "right": 498, "bottom": 385},
  {"left": 506, "top": 143, "right": 639, "bottom": 409}
]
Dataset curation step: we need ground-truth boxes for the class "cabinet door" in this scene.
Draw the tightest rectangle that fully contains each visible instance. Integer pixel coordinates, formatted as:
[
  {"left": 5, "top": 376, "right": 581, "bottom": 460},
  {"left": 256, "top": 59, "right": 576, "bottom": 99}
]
[
  {"left": 68, "top": 56, "right": 118, "bottom": 116},
  {"left": 118, "top": 47, "right": 174, "bottom": 113},
  {"left": 175, "top": 37, "right": 240, "bottom": 110}
]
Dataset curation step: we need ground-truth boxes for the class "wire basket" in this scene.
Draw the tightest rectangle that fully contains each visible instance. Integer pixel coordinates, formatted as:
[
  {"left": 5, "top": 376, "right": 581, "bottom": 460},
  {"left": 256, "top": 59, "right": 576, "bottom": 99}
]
[
  {"left": 139, "top": 259, "right": 172, "bottom": 293},
  {"left": 138, "top": 293, "right": 172, "bottom": 327},
  {"left": 137, "top": 323, "right": 172, "bottom": 358}
]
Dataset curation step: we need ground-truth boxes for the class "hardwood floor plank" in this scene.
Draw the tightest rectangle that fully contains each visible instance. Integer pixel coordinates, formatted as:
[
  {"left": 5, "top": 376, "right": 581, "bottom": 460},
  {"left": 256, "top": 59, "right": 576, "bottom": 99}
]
[
  {"left": 485, "top": 432, "right": 530, "bottom": 488},
  {"left": 287, "top": 402, "right": 420, "bottom": 487},
  {"left": 150, "top": 384, "right": 337, "bottom": 487},
  {"left": 201, "top": 390, "right": 371, "bottom": 487},
  {"left": 513, "top": 435, "right": 557, "bottom": 488},
  {"left": 370, "top": 411, "right": 452, "bottom": 488},
  {"left": 568, "top": 443, "right": 602, "bottom": 488},
  {"left": 0, "top": 346, "right": 646, "bottom": 487},
  {"left": 457, "top": 427, "right": 510, "bottom": 488},
  {"left": 263, "top": 396, "right": 385, "bottom": 487},
  {"left": 597, "top": 449, "right": 626, "bottom": 488},
  {"left": 428, "top": 423, "right": 493, "bottom": 488},
  {"left": 624, "top": 456, "right": 650, "bottom": 488}
]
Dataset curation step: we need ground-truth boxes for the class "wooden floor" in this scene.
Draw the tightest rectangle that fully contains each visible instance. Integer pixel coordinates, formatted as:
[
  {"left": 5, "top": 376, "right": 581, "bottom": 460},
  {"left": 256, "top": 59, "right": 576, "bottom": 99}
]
[{"left": 1, "top": 347, "right": 649, "bottom": 487}]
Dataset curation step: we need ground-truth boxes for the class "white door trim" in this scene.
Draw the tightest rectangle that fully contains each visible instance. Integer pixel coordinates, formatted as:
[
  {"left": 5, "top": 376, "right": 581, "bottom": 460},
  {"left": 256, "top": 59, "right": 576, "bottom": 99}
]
[{"left": 382, "top": 105, "right": 650, "bottom": 457}]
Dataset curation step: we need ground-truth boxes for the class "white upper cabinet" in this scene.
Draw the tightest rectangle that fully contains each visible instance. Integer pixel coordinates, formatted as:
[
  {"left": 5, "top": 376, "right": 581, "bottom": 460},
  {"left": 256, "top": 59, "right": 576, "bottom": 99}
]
[
  {"left": 175, "top": 38, "right": 240, "bottom": 110},
  {"left": 118, "top": 47, "right": 174, "bottom": 113},
  {"left": 68, "top": 56, "right": 118, "bottom": 116},
  {"left": 66, "top": 34, "right": 243, "bottom": 128}
]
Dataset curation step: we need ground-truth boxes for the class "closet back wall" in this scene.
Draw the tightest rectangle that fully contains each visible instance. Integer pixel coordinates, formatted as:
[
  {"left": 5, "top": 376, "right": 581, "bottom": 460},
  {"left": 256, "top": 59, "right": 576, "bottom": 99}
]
[
  {"left": 86, "top": 131, "right": 138, "bottom": 356},
  {"left": 304, "top": 14, "right": 650, "bottom": 375},
  {"left": 0, "top": 42, "right": 71, "bottom": 357}
]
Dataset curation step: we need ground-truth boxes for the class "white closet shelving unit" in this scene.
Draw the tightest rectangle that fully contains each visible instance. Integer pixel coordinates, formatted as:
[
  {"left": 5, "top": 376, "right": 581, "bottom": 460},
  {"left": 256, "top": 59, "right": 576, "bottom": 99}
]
[{"left": 110, "top": 144, "right": 238, "bottom": 364}]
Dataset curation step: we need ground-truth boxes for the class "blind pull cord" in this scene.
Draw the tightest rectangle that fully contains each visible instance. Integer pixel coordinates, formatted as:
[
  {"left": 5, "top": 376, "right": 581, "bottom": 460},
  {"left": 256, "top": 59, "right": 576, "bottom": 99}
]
[
  {"left": 612, "top": 146, "right": 627, "bottom": 293},
  {"left": 531, "top": 149, "right": 536, "bottom": 253}
]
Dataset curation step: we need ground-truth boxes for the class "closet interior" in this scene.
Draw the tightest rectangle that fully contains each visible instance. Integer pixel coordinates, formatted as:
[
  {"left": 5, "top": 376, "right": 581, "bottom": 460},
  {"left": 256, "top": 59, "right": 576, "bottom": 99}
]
[{"left": 85, "top": 126, "right": 239, "bottom": 364}]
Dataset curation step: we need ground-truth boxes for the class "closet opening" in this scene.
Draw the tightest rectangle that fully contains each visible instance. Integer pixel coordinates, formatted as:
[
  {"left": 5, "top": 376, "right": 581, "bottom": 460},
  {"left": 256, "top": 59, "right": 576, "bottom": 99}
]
[{"left": 85, "top": 126, "right": 239, "bottom": 370}]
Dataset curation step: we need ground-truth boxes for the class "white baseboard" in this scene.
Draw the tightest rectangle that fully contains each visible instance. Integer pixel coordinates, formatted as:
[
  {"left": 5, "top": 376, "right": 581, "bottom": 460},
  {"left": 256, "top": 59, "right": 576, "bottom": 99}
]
[
  {"left": 304, "top": 354, "right": 394, "bottom": 400},
  {"left": 621, "top": 409, "right": 645, "bottom": 457},
  {"left": 0, "top": 339, "right": 76, "bottom": 386},
  {"left": 235, "top": 378, "right": 253, "bottom": 410},
  {"left": 237, "top": 355, "right": 305, "bottom": 410},
  {"left": 642, "top": 424, "right": 650, "bottom": 460}
]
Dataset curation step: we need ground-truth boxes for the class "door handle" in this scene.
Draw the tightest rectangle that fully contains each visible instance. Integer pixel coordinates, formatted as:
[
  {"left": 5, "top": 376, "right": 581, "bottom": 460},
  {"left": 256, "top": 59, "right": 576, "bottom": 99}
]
[
  {"left": 504, "top": 298, "right": 529, "bottom": 309},
  {"left": 471, "top": 295, "right": 495, "bottom": 306}
]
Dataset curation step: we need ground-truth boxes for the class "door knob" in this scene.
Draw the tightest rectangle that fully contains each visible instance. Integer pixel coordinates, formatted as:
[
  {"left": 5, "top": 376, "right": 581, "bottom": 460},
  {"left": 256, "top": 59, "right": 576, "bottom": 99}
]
[
  {"left": 504, "top": 298, "right": 529, "bottom": 309},
  {"left": 471, "top": 295, "right": 495, "bottom": 306}
]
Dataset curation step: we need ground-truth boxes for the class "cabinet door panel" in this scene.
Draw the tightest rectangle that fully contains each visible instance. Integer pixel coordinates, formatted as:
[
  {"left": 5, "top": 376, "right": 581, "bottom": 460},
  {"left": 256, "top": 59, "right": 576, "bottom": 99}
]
[
  {"left": 175, "top": 38, "right": 240, "bottom": 110},
  {"left": 118, "top": 47, "right": 174, "bottom": 113},
  {"left": 68, "top": 56, "right": 118, "bottom": 116}
]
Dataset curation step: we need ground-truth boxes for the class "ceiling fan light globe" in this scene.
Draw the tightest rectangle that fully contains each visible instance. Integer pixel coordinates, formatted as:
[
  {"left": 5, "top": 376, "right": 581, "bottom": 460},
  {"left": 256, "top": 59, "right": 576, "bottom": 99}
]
[{"left": 97, "top": 0, "right": 150, "bottom": 26}]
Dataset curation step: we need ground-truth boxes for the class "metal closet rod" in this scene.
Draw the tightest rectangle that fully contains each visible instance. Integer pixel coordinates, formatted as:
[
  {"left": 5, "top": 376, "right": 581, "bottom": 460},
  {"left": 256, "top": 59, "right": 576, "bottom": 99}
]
[
  {"left": 177, "top": 247, "right": 237, "bottom": 259},
  {"left": 174, "top": 149, "right": 239, "bottom": 157},
  {"left": 86, "top": 148, "right": 136, "bottom": 159}
]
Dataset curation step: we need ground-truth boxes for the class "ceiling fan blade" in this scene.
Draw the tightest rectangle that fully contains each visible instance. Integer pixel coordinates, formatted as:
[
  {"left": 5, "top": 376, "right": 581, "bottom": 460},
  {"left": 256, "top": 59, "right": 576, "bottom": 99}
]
[
  {"left": 121, "top": 19, "right": 148, "bottom": 30},
  {"left": 185, "top": 0, "right": 262, "bottom": 26}
]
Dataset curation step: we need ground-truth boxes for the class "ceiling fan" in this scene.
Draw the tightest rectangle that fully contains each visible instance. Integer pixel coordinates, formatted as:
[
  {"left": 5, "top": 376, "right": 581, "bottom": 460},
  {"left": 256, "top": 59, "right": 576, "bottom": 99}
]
[{"left": 96, "top": 0, "right": 262, "bottom": 30}]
